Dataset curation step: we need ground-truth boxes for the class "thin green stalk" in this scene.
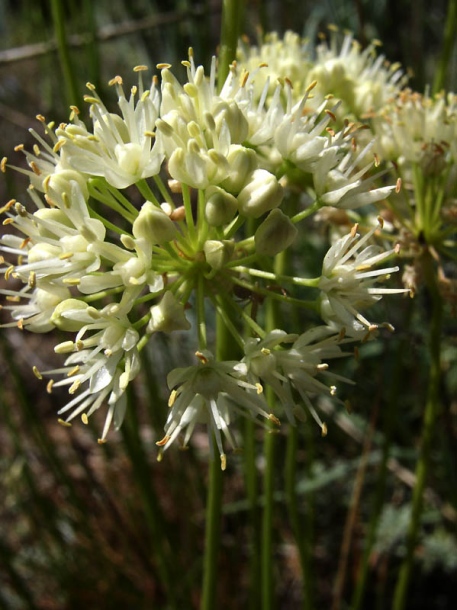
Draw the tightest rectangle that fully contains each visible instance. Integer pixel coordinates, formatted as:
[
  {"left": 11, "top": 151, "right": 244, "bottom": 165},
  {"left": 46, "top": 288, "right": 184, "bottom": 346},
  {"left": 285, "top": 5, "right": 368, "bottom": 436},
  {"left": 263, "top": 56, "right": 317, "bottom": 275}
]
[
  {"left": 285, "top": 425, "right": 313, "bottom": 609},
  {"left": 200, "top": 442, "right": 224, "bottom": 610},
  {"left": 262, "top": 417, "right": 277, "bottom": 610},
  {"left": 432, "top": 0, "right": 457, "bottom": 94},
  {"left": 244, "top": 417, "right": 261, "bottom": 610},
  {"left": 261, "top": 251, "right": 285, "bottom": 610},
  {"left": 201, "top": 312, "right": 234, "bottom": 610},
  {"left": 392, "top": 249, "right": 442, "bottom": 610},
  {"left": 50, "top": 0, "right": 80, "bottom": 107},
  {"left": 121, "top": 388, "right": 177, "bottom": 607},
  {"left": 217, "top": 0, "right": 244, "bottom": 91}
]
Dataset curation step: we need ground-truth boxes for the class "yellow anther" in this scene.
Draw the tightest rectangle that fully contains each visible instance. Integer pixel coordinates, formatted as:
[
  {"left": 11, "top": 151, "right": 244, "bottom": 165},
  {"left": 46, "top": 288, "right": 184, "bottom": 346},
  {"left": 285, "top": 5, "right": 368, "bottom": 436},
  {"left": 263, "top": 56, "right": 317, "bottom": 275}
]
[
  {"left": 260, "top": 348, "right": 271, "bottom": 355},
  {"left": 255, "top": 383, "right": 263, "bottom": 395},
  {"left": 108, "top": 75, "right": 123, "bottom": 86},
  {"left": 69, "top": 379, "right": 81, "bottom": 394},
  {"left": 58, "top": 418, "right": 72, "bottom": 427},
  {"left": 32, "top": 366, "right": 43, "bottom": 380},
  {"left": 4, "top": 265, "right": 15, "bottom": 280},
  {"left": 268, "top": 414, "right": 281, "bottom": 426},
  {"left": 220, "top": 454, "right": 227, "bottom": 471},
  {"left": 134, "top": 65, "right": 148, "bottom": 72},
  {"left": 81, "top": 413, "right": 89, "bottom": 425},
  {"left": 97, "top": 438, "right": 107, "bottom": 445},
  {"left": 157, "top": 63, "right": 172, "bottom": 70},
  {"left": 83, "top": 95, "right": 100, "bottom": 105},
  {"left": 306, "top": 80, "right": 318, "bottom": 92},
  {"left": 396, "top": 177, "right": 402, "bottom": 193},
  {"left": 47, "top": 379, "right": 54, "bottom": 394},
  {"left": 67, "top": 365, "right": 80, "bottom": 377},
  {"left": 321, "top": 423, "right": 328, "bottom": 437},
  {"left": 168, "top": 389, "right": 177, "bottom": 407},
  {"left": 350, "top": 223, "right": 359, "bottom": 238},
  {"left": 30, "top": 162, "right": 41, "bottom": 176}
]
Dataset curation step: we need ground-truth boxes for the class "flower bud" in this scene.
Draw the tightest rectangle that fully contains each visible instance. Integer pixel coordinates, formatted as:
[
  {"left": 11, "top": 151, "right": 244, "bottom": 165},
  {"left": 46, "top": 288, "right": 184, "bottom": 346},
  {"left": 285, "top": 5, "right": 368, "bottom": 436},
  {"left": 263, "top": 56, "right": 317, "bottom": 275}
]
[
  {"left": 237, "top": 169, "right": 284, "bottom": 218},
  {"left": 220, "top": 145, "right": 258, "bottom": 194},
  {"left": 205, "top": 186, "right": 239, "bottom": 226},
  {"left": 33, "top": 209, "right": 74, "bottom": 239},
  {"left": 133, "top": 201, "right": 177, "bottom": 244},
  {"left": 51, "top": 298, "right": 98, "bottom": 331},
  {"left": 148, "top": 291, "right": 191, "bottom": 333},
  {"left": 213, "top": 101, "right": 249, "bottom": 144},
  {"left": 254, "top": 209, "right": 298, "bottom": 256},
  {"left": 203, "top": 239, "right": 235, "bottom": 270},
  {"left": 46, "top": 169, "right": 89, "bottom": 201}
]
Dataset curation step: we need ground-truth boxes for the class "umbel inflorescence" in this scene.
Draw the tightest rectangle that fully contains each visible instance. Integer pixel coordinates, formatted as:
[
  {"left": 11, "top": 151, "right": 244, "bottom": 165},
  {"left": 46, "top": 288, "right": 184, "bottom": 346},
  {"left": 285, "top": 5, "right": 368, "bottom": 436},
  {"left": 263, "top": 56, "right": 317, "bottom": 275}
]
[{"left": 1, "top": 36, "right": 409, "bottom": 468}]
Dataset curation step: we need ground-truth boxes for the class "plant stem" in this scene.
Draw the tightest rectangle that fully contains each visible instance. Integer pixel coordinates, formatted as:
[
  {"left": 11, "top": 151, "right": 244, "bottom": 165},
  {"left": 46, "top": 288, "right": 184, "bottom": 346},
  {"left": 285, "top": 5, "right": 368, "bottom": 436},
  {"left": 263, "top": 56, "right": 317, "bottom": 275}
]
[
  {"left": 285, "top": 425, "right": 313, "bottom": 609},
  {"left": 432, "top": 0, "right": 457, "bottom": 94},
  {"left": 261, "top": 251, "right": 285, "bottom": 610},
  {"left": 392, "top": 248, "right": 442, "bottom": 610},
  {"left": 200, "top": 447, "right": 224, "bottom": 610},
  {"left": 217, "top": 0, "right": 244, "bottom": 91},
  {"left": 201, "top": 312, "right": 237, "bottom": 609},
  {"left": 50, "top": 0, "right": 79, "bottom": 107}
]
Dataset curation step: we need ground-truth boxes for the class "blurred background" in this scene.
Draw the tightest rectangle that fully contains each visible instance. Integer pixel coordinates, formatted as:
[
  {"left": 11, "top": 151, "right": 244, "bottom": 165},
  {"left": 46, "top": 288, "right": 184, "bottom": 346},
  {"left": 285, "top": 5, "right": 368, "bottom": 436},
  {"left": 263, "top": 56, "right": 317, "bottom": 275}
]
[{"left": 1, "top": 1, "right": 457, "bottom": 609}]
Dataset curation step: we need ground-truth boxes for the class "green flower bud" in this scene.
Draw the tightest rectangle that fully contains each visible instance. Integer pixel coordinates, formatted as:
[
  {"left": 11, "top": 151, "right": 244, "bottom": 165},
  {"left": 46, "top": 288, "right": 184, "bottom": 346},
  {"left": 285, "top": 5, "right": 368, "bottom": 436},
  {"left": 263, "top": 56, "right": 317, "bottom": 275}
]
[
  {"left": 133, "top": 201, "right": 177, "bottom": 244},
  {"left": 148, "top": 291, "right": 191, "bottom": 333},
  {"left": 220, "top": 145, "right": 258, "bottom": 194},
  {"left": 51, "top": 298, "right": 98, "bottom": 331},
  {"left": 213, "top": 101, "right": 249, "bottom": 144},
  {"left": 237, "top": 169, "right": 284, "bottom": 218},
  {"left": 254, "top": 209, "right": 298, "bottom": 256},
  {"left": 46, "top": 169, "right": 89, "bottom": 201},
  {"left": 205, "top": 186, "right": 239, "bottom": 226},
  {"left": 203, "top": 239, "right": 235, "bottom": 270},
  {"left": 33, "top": 208, "right": 74, "bottom": 238}
]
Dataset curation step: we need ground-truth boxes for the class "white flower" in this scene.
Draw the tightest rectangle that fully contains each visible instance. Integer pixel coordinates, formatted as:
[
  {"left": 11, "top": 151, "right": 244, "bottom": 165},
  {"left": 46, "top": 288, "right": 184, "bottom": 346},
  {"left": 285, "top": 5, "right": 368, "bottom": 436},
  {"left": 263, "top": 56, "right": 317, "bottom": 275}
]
[
  {"left": 318, "top": 222, "right": 407, "bottom": 338},
  {"left": 36, "top": 318, "right": 141, "bottom": 441},
  {"left": 0, "top": 282, "right": 71, "bottom": 332},
  {"left": 2, "top": 183, "right": 105, "bottom": 289},
  {"left": 57, "top": 68, "right": 163, "bottom": 188},
  {"left": 237, "top": 328, "right": 353, "bottom": 430},
  {"left": 157, "top": 351, "right": 277, "bottom": 469}
]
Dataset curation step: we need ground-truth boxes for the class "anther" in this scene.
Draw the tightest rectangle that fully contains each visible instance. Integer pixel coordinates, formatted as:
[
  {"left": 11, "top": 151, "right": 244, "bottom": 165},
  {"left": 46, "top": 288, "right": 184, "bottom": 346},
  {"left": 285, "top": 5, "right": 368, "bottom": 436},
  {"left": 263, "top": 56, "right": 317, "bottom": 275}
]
[
  {"left": 156, "top": 434, "right": 171, "bottom": 446},
  {"left": 58, "top": 418, "right": 72, "bottom": 427}
]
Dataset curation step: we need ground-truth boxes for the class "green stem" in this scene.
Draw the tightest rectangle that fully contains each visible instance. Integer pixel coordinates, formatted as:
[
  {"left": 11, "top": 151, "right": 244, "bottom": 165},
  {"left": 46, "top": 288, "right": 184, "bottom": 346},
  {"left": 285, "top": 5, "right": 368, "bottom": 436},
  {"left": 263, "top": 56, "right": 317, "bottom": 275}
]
[
  {"left": 285, "top": 425, "right": 313, "bottom": 609},
  {"left": 262, "top": 418, "right": 277, "bottom": 610},
  {"left": 261, "top": 251, "right": 285, "bottom": 610},
  {"left": 50, "top": 0, "right": 80, "bottom": 107},
  {"left": 201, "top": 312, "right": 236, "bottom": 609},
  {"left": 432, "top": 0, "right": 457, "bottom": 94},
  {"left": 217, "top": 0, "right": 244, "bottom": 92},
  {"left": 392, "top": 248, "right": 442, "bottom": 610},
  {"left": 201, "top": 444, "right": 224, "bottom": 610}
]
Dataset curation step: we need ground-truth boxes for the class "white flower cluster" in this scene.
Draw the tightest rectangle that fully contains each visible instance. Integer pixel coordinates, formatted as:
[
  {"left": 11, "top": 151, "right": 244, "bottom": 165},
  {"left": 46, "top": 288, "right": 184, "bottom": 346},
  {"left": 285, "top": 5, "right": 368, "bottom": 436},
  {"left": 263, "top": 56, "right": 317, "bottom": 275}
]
[
  {"left": 1, "top": 44, "right": 406, "bottom": 464},
  {"left": 236, "top": 26, "right": 408, "bottom": 119}
]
